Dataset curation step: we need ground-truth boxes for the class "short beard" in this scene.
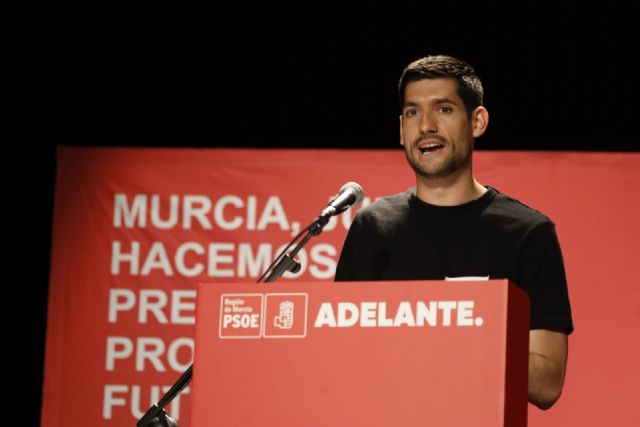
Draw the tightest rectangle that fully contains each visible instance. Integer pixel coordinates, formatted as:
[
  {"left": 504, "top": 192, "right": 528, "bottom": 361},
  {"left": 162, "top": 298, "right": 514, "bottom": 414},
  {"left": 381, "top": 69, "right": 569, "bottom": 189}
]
[{"left": 404, "top": 142, "right": 472, "bottom": 179}]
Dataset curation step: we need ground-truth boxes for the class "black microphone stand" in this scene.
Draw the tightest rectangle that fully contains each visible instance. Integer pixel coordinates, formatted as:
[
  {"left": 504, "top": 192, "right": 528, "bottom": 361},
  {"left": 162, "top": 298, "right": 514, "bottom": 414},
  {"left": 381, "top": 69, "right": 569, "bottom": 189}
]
[
  {"left": 135, "top": 366, "right": 191, "bottom": 427},
  {"left": 260, "top": 216, "right": 330, "bottom": 283},
  {"left": 135, "top": 215, "right": 331, "bottom": 426}
]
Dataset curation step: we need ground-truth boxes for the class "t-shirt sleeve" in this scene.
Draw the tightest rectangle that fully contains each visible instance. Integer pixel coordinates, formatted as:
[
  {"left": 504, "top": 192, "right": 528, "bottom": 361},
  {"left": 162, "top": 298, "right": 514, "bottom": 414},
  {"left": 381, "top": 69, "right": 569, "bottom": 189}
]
[
  {"left": 516, "top": 221, "right": 574, "bottom": 334},
  {"left": 334, "top": 214, "right": 364, "bottom": 281}
]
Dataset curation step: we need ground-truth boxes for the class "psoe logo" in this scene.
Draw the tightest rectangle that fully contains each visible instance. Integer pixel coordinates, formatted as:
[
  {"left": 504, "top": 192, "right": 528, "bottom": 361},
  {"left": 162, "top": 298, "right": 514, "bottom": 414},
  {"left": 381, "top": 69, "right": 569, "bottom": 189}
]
[
  {"left": 274, "top": 301, "right": 295, "bottom": 329},
  {"left": 218, "top": 293, "right": 307, "bottom": 339},
  {"left": 219, "top": 294, "right": 263, "bottom": 339},
  {"left": 264, "top": 294, "right": 307, "bottom": 338}
]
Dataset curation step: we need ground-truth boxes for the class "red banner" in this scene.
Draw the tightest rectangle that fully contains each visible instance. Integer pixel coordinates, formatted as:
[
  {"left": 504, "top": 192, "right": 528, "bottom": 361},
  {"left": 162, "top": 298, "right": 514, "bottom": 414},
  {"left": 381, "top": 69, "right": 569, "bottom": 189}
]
[{"left": 43, "top": 148, "right": 640, "bottom": 426}]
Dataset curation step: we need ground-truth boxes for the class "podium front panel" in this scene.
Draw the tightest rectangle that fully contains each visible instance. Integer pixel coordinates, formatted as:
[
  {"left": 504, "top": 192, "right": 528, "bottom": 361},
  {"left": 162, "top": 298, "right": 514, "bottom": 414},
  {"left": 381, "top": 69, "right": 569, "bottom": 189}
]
[{"left": 191, "top": 280, "right": 528, "bottom": 427}]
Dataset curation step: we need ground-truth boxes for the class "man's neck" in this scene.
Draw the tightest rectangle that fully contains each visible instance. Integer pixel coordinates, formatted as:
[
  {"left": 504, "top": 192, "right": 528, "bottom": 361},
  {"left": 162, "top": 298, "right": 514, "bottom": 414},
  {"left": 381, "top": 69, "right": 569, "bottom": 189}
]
[{"left": 415, "top": 169, "right": 487, "bottom": 206}]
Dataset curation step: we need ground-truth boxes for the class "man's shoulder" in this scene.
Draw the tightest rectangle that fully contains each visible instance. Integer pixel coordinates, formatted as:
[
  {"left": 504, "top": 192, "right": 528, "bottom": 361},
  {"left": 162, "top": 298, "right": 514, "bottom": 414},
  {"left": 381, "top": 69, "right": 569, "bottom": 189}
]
[
  {"left": 352, "top": 188, "right": 413, "bottom": 228},
  {"left": 489, "top": 188, "right": 554, "bottom": 228},
  {"left": 359, "top": 188, "right": 413, "bottom": 216}
]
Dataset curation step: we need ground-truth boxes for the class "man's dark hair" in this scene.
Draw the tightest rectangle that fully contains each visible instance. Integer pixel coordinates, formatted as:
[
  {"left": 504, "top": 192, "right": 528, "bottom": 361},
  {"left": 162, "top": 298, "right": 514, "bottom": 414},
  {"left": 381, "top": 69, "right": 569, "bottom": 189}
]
[{"left": 398, "top": 55, "right": 484, "bottom": 116}]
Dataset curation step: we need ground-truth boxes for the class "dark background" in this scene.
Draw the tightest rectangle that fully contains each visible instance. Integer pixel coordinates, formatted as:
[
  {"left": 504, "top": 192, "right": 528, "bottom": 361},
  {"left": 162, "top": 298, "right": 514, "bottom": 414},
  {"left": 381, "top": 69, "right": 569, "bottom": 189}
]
[{"left": 26, "top": 4, "right": 636, "bottom": 425}]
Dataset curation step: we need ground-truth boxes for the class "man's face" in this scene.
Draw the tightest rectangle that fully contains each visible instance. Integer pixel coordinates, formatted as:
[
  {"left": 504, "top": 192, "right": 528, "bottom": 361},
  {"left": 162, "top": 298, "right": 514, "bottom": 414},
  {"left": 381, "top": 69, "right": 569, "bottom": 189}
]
[{"left": 400, "top": 78, "right": 483, "bottom": 179}]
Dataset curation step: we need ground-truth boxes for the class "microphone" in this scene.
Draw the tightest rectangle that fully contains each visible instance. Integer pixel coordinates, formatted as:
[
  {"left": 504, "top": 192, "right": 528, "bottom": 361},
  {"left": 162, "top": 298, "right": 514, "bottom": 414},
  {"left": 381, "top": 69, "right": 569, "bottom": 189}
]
[{"left": 319, "top": 182, "right": 364, "bottom": 219}]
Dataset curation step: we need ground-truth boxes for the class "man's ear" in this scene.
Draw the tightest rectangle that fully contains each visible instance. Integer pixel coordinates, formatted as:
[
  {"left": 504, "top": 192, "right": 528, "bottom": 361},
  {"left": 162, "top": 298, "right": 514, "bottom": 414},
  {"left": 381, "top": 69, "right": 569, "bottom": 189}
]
[
  {"left": 399, "top": 115, "right": 405, "bottom": 146},
  {"left": 471, "top": 106, "right": 489, "bottom": 138}
]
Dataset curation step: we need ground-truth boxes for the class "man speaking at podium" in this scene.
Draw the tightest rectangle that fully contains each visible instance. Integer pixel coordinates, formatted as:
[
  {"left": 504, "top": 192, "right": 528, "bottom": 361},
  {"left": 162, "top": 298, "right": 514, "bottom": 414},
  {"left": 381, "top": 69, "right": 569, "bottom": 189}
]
[{"left": 334, "top": 55, "right": 573, "bottom": 410}]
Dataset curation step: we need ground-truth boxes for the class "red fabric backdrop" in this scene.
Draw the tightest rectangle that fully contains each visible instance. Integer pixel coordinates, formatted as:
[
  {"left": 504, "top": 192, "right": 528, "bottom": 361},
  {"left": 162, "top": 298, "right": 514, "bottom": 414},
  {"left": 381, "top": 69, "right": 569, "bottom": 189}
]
[{"left": 42, "top": 147, "right": 640, "bottom": 426}]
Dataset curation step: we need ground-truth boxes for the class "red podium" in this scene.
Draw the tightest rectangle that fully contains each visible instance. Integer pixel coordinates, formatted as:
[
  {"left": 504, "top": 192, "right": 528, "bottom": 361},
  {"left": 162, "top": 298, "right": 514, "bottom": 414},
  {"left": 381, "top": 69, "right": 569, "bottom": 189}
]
[{"left": 190, "top": 280, "right": 529, "bottom": 427}]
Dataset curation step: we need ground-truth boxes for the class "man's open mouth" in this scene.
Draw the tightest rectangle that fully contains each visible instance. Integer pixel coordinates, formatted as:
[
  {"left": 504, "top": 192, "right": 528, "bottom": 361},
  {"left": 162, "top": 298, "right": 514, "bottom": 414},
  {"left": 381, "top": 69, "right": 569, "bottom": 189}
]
[{"left": 418, "top": 143, "right": 445, "bottom": 154}]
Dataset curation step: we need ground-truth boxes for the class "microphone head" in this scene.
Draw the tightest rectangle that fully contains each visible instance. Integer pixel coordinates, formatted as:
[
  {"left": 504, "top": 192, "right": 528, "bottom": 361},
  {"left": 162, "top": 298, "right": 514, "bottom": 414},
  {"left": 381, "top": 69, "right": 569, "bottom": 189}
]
[
  {"left": 319, "top": 182, "right": 365, "bottom": 220},
  {"left": 340, "top": 181, "right": 365, "bottom": 206}
]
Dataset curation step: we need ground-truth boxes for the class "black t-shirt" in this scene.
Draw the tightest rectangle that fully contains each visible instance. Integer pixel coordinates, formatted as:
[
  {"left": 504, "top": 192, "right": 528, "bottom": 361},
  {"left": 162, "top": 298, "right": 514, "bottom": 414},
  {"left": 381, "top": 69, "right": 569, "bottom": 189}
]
[{"left": 334, "top": 187, "right": 573, "bottom": 334}]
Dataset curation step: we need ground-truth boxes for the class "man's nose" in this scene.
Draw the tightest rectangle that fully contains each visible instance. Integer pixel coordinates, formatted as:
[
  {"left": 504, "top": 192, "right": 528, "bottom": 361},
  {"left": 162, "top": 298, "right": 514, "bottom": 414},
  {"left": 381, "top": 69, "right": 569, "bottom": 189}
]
[{"left": 419, "top": 112, "right": 437, "bottom": 133}]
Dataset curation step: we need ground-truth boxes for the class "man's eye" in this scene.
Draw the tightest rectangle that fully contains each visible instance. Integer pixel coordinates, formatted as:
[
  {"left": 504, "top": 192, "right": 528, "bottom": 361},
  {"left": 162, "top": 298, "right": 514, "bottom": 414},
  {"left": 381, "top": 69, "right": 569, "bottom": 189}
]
[
  {"left": 438, "top": 106, "right": 453, "bottom": 113},
  {"left": 404, "top": 109, "right": 418, "bottom": 117}
]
